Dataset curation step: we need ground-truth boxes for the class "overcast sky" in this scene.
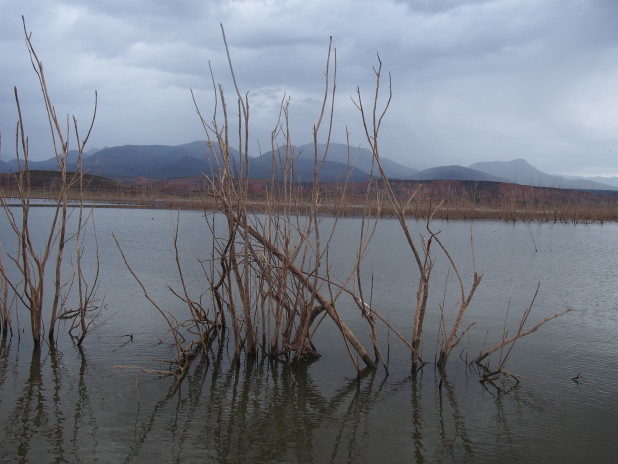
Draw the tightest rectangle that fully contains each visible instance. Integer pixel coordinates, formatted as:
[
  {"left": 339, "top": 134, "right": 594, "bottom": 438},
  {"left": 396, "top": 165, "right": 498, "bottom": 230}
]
[{"left": 1, "top": 0, "right": 618, "bottom": 176}]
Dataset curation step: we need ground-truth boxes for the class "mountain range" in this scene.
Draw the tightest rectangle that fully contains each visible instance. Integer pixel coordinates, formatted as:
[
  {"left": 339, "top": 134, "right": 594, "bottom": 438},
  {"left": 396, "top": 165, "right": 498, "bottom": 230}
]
[{"left": 1, "top": 141, "right": 617, "bottom": 191}]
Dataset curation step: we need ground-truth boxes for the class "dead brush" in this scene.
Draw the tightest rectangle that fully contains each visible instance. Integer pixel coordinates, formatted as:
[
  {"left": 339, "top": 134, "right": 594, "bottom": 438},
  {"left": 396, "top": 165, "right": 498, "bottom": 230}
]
[
  {"left": 0, "top": 18, "right": 101, "bottom": 346},
  {"left": 474, "top": 283, "right": 573, "bottom": 383},
  {"left": 107, "top": 29, "right": 573, "bottom": 382}
]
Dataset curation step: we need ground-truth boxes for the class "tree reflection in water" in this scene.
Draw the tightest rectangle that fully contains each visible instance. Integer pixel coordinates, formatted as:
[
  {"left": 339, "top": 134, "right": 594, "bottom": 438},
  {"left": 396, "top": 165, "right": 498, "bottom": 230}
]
[
  {"left": 0, "top": 343, "right": 98, "bottom": 464},
  {"left": 3, "top": 346, "right": 47, "bottom": 463},
  {"left": 0, "top": 342, "right": 557, "bottom": 463},
  {"left": 119, "top": 352, "right": 506, "bottom": 463}
]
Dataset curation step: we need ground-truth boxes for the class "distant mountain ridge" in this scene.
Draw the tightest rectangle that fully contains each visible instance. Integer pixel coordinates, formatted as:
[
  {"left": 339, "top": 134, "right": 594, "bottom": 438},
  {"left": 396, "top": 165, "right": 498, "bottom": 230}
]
[
  {"left": 0, "top": 142, "right": 413, "bottom": 183},
  {"left": 469, "top": 159, "right": 618, "bottom": 190},
  {"left": 562, "top": 174, "right": 618, "bottom": 188},
  {"left": 2, "top": 142, "right": 617, "bottom": 190},
  {"left": 411, "top": 165, "right": 507, "bottom": 182},
  {"left": 256, "top": 143, "right": 418, "bottom": 182}
]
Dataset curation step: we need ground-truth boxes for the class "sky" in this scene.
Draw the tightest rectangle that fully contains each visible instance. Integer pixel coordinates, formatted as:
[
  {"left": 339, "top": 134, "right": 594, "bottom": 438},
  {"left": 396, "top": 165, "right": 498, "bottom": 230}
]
[{"left": 1, "top": 0, "right": 618, "bottom": 176}]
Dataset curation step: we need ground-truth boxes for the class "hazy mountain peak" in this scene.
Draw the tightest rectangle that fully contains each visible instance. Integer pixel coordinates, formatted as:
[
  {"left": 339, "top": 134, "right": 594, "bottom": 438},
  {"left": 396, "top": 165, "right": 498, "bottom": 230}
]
[
  {"left": 508, "top": 158, "right": 533, "bottom": 167},
  {"left": 470, "top": 159, "right": 618, "bottom": 190},
  {"left": 271, "top": 142, "right": 418, "bottom": 179},
  {"left": 413, "top": 165, "right": 508, "bottom": 182}
]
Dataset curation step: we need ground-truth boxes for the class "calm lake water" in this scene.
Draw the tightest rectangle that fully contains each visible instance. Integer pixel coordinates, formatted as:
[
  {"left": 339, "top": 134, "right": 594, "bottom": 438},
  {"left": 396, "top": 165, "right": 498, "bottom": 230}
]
[{"left": 1, "top": 208, "right": 617, "bottom": 463}]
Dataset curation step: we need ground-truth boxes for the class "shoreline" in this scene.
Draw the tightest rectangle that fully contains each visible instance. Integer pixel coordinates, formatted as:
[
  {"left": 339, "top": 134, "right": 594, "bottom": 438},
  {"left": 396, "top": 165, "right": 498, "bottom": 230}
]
[{"left": 2, "top": 194, "right": 616, "bottom": 223}]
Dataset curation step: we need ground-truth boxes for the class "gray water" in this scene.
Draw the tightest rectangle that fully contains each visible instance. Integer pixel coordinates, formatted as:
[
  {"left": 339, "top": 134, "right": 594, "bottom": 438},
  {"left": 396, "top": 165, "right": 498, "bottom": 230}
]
[{"left": 0, "top": 208, "right": 617, "bottom": 463}]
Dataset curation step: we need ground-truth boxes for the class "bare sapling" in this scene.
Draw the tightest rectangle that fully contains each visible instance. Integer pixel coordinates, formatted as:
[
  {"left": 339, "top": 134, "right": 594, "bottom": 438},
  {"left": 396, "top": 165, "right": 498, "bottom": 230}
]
[
  {"left": 353, "top": 57, "right": 437, "bottom": 370},
  {"left": 435, "top": 227, "right": 482, "bottom": 370},
  {"left": 182, "top": 28, "right": 378, "bottom": 369},
  {"left": 352, "top": 56, "right": 570, "bottom": 380},
  {"left": 0, "top": 17, "right": 99, "bottom": 346},
  {"left": 0, "top": 243, "right": 12, "bottom": 339},
  {"left": 474, "top": 283, "right": 573, "bottom": 382},
  {"left": 0, "top": 82, "right": 47, "bottom": 345},
  {"left": 353, "top": 57, "right": 486, "bottom": 374},
  {"left": 52, "top": 89, "right": 103, "bottom": 345},
  {"left": 0, "top": 136, "right": 13, "bottom": 339}
]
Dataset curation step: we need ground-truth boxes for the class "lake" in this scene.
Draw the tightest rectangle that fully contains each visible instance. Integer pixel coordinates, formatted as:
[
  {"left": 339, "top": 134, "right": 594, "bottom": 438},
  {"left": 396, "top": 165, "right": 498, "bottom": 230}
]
[{"left": 0, "top": 207, "right": 617, "bottom": 463}]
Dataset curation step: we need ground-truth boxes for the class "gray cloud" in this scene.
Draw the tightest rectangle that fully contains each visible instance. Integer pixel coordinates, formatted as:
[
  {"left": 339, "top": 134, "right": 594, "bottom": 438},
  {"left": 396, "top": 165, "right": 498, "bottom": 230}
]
[{"left": 1, "top": 0, "right": 618, "bottom": 176}]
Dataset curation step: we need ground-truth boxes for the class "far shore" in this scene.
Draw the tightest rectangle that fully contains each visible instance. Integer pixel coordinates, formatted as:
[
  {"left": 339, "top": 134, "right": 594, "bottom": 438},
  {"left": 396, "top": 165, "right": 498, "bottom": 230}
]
[{"left": 2, "top": 190, "right": 617, "bottom": 223}]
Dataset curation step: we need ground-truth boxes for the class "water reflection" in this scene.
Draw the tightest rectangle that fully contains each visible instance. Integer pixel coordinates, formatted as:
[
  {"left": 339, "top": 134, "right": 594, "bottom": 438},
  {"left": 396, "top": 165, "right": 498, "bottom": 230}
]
[
  {"left": 0, "top": 339, "right": 10, "bottom": 393},
  {"left": 411, "top": 372, "right": 424, "bottom": 463},
  {"left": 120, "top": 355, "right": 520, "bottom": 463},
  {"left": 70, "top": 347, "right": 98, "bottom": 461},
  {"left": 435, "top": 375, "right": 473, "bottom": 463},
  {"left": 2, "top": 346, "right": 46, "bottom": 463},
  {"left": 125, "top": 348, "right": 336, "bottom": 462},
  {"left": 0, "top": 343, "right": 606, "bottom": 463},
  {"left": 328, "top": 369, "right": 387, "bottom": 462},
  {"left": 0, "top": 344, "right": 98, "bottom": 464}
]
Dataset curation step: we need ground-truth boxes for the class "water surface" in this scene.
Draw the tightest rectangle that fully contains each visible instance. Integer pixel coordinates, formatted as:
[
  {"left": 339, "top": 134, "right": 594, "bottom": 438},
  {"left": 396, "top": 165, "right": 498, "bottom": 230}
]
[{"left": 0, "top": 209, "right": 617, "bottom": 463}]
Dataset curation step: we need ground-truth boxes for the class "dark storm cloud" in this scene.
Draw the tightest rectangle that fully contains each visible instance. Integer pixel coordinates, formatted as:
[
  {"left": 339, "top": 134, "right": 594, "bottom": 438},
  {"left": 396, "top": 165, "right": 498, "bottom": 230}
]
[{"left": 1, "top": 0, "right": 618, "bottom": 176}]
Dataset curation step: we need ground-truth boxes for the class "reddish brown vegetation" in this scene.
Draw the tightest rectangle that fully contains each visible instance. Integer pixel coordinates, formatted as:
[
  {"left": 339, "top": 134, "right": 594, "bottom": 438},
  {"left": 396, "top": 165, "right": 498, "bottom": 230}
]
[{"left": 3, "top": 171, "right": 617, "bottom": 222}]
